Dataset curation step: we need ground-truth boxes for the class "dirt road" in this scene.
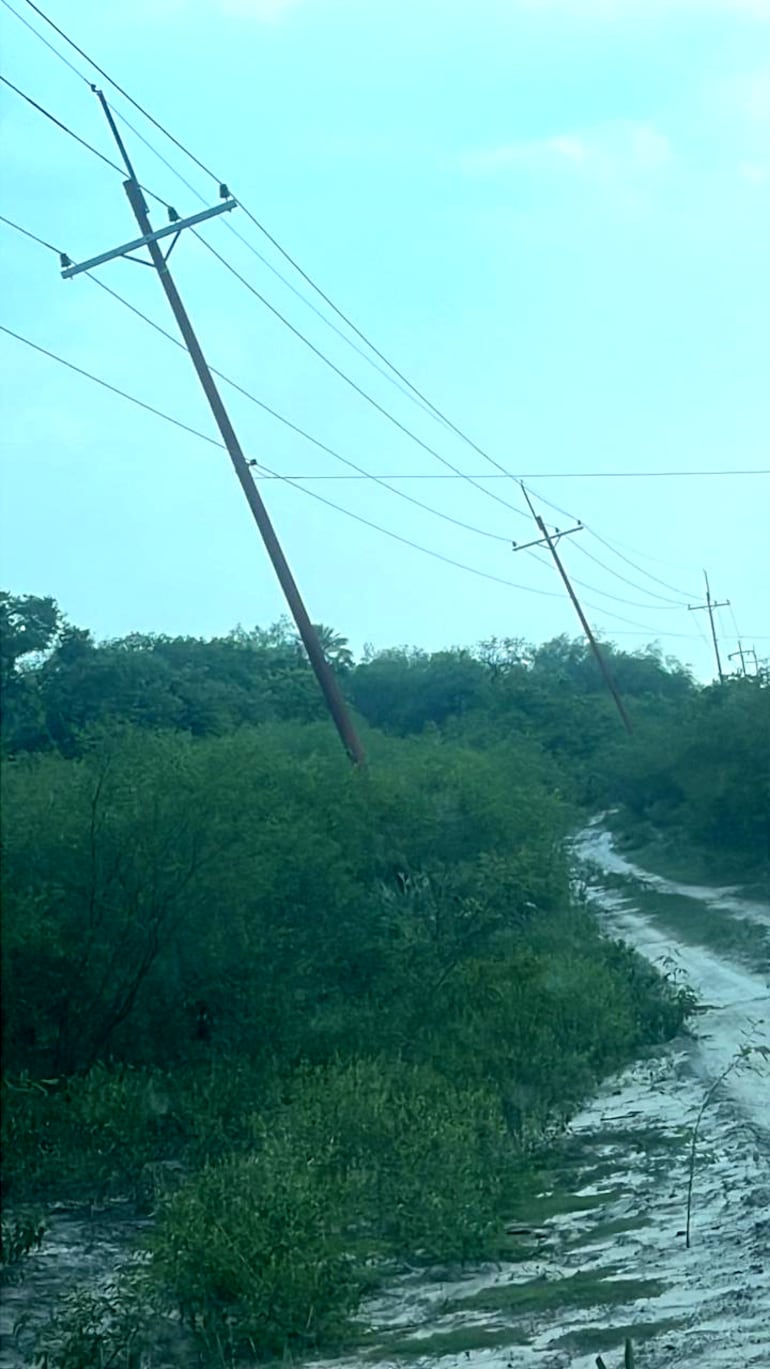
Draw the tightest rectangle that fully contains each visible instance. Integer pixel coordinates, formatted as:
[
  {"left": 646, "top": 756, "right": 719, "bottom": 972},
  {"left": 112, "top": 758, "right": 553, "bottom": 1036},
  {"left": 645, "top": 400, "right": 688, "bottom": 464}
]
[{"left": 338, "top": 822, "right": 770, "bottom": 1368}]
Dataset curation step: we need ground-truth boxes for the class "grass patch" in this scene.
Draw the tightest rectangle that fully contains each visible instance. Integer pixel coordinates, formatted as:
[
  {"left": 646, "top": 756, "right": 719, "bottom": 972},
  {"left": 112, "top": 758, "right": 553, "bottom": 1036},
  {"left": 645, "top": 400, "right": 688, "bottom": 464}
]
[
  {"left": 368, "top": 1323, "right": 530, "bottom": 1359},
  {"left": 446, "top": 1268, "right": 664, "bottom": 1317},
  {"left": 552, "top": 1315, "right": 685, "bottom": 1355}
]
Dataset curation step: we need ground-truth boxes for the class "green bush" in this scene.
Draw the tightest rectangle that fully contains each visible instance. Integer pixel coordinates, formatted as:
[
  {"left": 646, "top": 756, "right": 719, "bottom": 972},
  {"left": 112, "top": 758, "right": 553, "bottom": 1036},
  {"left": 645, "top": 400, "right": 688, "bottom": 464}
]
[
  {"left": 267, "top": 1057, "right": 515, "bottom": 1260},
  {"left": 149, "top": 1147, "right": 362, "bottom": 1360},
  {"left": 147, "top": 1057, "right": 515, "bottom": 1358}
]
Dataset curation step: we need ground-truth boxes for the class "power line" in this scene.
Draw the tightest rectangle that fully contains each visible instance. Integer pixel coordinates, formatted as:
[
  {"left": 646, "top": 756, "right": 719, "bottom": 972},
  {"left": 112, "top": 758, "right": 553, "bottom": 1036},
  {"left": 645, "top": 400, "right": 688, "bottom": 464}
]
[
  {"left": 14, "top": 1, "right": 503, "bottom": 450},
  {"left": 0, "top": 213, "right": 713, "bottom": 622},
  {"left": 196, "top": 468, "right": 770, "bottom": 481},
  {"left": 6, "top": 0, "right": 459, "bottom": 423},
  {"left": 79, "top": 272, "right": 512, "bottom": 547},
  {"left": 0, "top": 73, "right": 124, "bottom": 175},
  {"left": 20, "top": 0, "right": 222, "bottom": 183},
  {"left": 7, "top": 3, "right": 593, "bottom": 531},
  {"left": 105, "top": 105, "right": 446, "bottom": 430},
  {"left": 192, "top": 231, "right": 532, "bottom": 524},
  {"left": 5, "top": 4, "right": 707, "bottom": 605},
  {"left": 0, "top": 0, "right": 91, "bottom": 84},
  {"left": 0, "top": 74, "right": 173, "bottom": 216},
  {"left": 79, "top": 263, "right": 696, "bottom": 616},
  {"left": 0, "top": 322, "right": 564, "bottom": 600},
  {"left": 0, "top": 214, "right": 709, "bottom": 619},
  {"left": 3, "top": 64, "right": 531, "bottom": 532},
  {"left": 0, "top": 212, "right": 62, "bottom": 255},
  {"left": 0, "top": 324, "right": 223, "bottom": 446},
  {"left": 2, "top": 8, "right": 730, "bottom": 616},
  {"left": 586, "top": 527, "right": 698, "bottom": 601},
  {"left": 7, "top": 317, "right": 766, "bottom": 644},
  {"left": 570, "top": 541, "right": 689, "bottom": 607},
  {"left": 71, "top": 256, "right": 707, "bottom": 615}
]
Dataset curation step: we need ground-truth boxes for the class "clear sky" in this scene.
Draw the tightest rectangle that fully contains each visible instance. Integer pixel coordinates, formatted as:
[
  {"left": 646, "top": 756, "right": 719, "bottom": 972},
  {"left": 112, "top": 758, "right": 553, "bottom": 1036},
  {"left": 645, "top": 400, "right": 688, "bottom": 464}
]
[{"left": 1, "top": 0, "right": 769, "bottom": 678}]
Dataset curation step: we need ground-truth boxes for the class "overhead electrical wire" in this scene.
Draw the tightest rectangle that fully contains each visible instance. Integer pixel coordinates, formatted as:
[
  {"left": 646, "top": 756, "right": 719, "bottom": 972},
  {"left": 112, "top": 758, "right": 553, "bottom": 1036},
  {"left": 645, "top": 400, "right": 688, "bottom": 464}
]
[
  {"left": 6, "top": 319, "right": 754, "bottom": 648},
  {"left": 210, "top": 468, "right": 770, "bottom": 480},
  {"left": 0, "top": 211, "right": 577, "bottom": 622},
  {"left": 1, "top": 210, "right": 724, "bottom": 620},
  {"left": 77, "top": 269, "right": 703, "bottom": 615},
  {"left": 2, "top": 2, "right": 732, "bottom": 613},
  {"left": 191, "top": 231, "right": 532, "bottom": 524},
  {"left": 13, "top": 1, "right": 495, "bottom": 447},
  {"left": 0, "top": 73, "right": 179, "bottom": 218},
  {"left": 0, "top": 72, "right": 125, "bottom": 176},
  {"left": 85, "top": 276, "right": 517, "bottom": 547},
  {"left": 0, "top": 0, "right": 91, "bottom": 85},
  {"left": 569, "top": 541, "right": 689, "bottom": 608},
  {"left": 0, "top": 206, "right": 528, "bottom": 556},
  {"left": 4, "top": 1, "right": 614, "bottom": 535},
  {"left": 584, "top": 528, "right": 699, "bottom": 602},
  {"left": 0, "top": 51, "right": 534, "bottom": 532},
  {"left": 0, "top": 212, "right": 62, "bottom": 256},
  {"left": 0, "top": 323, "right": 567, "bottom": 600},
  {"left": 5, "top": 1, "right": 710, "bottom": 610},
  {"left": 0, "top": 324, "right": 225, "bottom": 446},
  {"left": 75, "top": 266, "right": 705, "bottom": 615},
  {"left": 105, "top": 103, "right": 445, "bottom": 430}
]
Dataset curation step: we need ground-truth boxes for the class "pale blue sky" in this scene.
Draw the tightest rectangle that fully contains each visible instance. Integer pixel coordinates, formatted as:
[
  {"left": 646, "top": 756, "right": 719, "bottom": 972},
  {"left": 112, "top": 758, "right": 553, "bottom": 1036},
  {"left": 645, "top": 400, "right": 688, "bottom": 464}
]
[{"left": 1, "top": 0, "right": 769, "bottom": 678}]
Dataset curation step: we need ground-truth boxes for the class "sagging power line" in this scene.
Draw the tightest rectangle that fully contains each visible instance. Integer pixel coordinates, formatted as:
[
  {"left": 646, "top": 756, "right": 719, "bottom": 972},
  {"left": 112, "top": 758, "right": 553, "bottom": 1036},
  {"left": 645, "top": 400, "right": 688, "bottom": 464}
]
[
  {"left": 4, "top": 5, "right": 753, "bottom": 658},
  {"left": 9, "top": 0, "right": 702, "bottom": 589},
  {"left": 3, "top": 6, "right": 708, "bottom": 611},
  {"left": 6, "top": 320, "right": 765, "bottom": 649}
]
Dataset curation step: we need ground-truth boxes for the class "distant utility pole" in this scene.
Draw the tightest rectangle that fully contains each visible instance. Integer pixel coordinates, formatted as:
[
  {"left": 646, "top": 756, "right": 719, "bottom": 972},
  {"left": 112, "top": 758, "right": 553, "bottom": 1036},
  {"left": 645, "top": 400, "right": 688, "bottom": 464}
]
[
  {"left": 62, "top": 90, "right": 365, "bottom": 766},
  {"left": 514, "top": 486, "right": 633, "bottom": 734},
  {"left": 728, "top": 643, "right": 758, "bottom": 678},
  {"left": 688, "top": 572, "right": 730, "bottom": 685}
]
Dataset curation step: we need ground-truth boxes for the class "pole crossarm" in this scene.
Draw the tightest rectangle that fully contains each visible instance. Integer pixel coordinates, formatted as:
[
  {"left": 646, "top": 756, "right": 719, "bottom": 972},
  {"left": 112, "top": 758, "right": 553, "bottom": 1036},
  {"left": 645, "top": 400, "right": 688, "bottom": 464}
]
[
  {"left": 512, "top": 523, "right": 582, "bottom": 553},
  {"left": 61, "top": 200, "right": 237, "bottom": 279}
]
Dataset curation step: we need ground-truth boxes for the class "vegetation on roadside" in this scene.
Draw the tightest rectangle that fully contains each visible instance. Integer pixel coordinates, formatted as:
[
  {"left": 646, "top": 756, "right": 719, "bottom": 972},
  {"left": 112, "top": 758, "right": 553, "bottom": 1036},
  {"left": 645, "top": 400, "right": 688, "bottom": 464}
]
[{"left": 1, "top": 590, "right": 765, "bottom": 1364}]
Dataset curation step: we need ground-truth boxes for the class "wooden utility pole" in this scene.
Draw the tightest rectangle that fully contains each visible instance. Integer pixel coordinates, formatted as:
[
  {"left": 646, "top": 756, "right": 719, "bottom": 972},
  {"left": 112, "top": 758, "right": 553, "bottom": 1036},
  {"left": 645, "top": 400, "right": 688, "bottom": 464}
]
[
  {"left": 515, "top": 486, "right": 633, "bottom": 734},
  {"left": 728, "top": 644, "right": 748, "bottom": 677},
  {"left": 688, "top": 572, "right": 729, "bottom": 685},
  {"left": 728, "top": 643, "right": 758, "bottom": 678},
  {"left": 63, "top": 90, "right": 365, "bottom": 766}
]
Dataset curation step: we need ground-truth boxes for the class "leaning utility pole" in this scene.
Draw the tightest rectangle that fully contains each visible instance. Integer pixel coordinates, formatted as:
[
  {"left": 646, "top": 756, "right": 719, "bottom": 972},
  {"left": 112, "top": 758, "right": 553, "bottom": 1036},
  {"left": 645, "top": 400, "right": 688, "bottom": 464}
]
[
  {"left": 62, "top": 90, "right": 364, "bottom": 766},
  {"left": 688, "top": 572, "right": 729, "bottom": 685},
  {"left": 728, "top": 643, "right": 748, "bottom": 678},
  {"left": 514, "top": 486, "right": 633, "bottom": 734},
  {"left": 728, "top": 642, "right": 758, "bottom": 678}
]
